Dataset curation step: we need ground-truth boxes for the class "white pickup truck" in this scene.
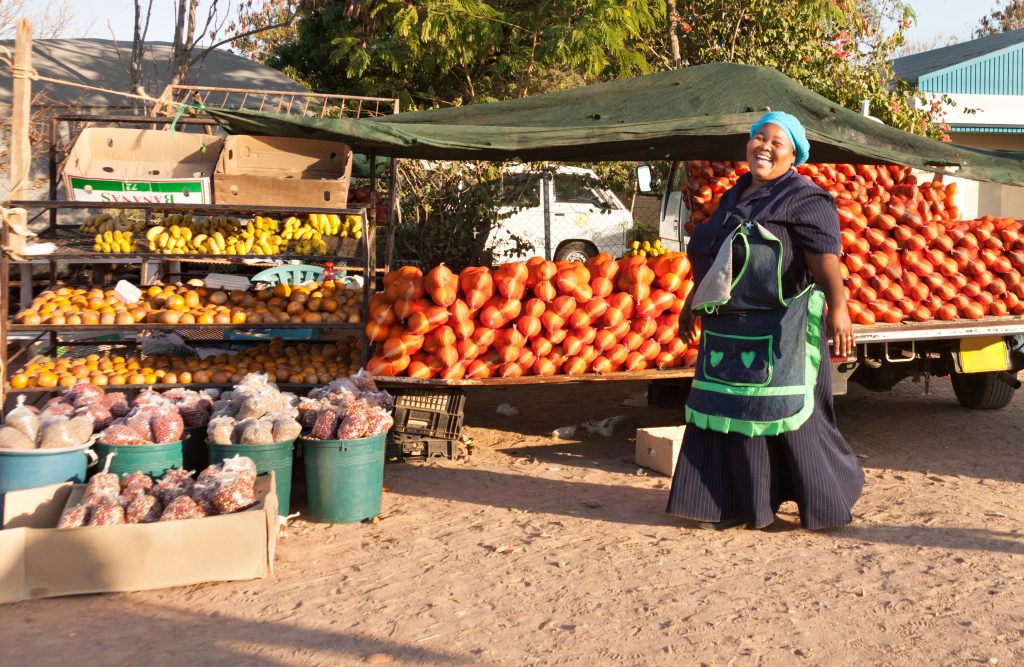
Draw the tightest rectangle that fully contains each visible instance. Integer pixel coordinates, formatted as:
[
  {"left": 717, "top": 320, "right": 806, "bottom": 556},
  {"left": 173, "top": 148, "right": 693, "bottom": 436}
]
[
  {"left": 489, "top": 166, "right": 633, "bottom": 263},
  {"left": 637, "top": 161, "right": 1024, "bottom": 409}
]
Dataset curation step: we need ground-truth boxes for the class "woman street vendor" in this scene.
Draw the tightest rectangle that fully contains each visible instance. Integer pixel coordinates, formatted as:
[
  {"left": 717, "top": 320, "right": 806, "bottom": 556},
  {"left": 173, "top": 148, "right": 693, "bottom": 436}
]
[{"left": 667, "top": 111, "right": 864, "bottom": 530}]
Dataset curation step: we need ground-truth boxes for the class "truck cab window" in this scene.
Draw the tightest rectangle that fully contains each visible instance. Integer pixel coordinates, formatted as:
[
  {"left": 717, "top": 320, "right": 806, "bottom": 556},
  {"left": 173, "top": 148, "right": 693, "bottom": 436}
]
[
  {"left": 554, "top": 174, "right": 603, "bottom": 206},
  {"left": 499, "top": 174, "right": 541, "bottom": 208}
]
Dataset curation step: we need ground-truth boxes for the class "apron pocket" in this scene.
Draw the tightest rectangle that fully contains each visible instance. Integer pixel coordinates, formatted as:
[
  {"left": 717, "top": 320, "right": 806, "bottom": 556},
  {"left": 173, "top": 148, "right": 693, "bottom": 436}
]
[{"left": 702, "top": 330, "right": 773, "bottom": 387}]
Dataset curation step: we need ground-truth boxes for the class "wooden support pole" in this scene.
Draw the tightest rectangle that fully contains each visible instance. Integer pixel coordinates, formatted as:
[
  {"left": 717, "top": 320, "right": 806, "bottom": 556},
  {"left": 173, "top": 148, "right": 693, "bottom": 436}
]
[{"left": 10, "top": 19, "right": 33, "bottom": 202}]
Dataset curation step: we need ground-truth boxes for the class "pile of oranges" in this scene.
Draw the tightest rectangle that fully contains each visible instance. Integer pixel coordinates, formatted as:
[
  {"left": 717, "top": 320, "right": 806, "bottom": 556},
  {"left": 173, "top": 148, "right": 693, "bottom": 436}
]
[
  {"left": 8, "top": 338, "right": 362, "bottom": 389},
  {"left": 13, "top": 280, "right": 363, "bottom": 327}
]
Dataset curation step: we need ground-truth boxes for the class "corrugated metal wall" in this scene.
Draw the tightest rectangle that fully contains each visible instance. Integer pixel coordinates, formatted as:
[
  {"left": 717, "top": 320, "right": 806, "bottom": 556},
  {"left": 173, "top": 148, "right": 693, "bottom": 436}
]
[{"left": 919, "top": 46, "right": 1024, "bottom": 94}]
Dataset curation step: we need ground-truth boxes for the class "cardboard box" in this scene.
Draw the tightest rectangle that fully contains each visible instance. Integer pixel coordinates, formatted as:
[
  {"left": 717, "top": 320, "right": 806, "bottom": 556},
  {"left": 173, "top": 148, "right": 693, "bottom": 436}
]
[
  {"left": 0, "top": 475, "right": 277, "bottom": 604},
  {"left": 635, "top": 426, "right": 686, "bottom": 476},
  {"left": 213, "top": 135, "right": 352, "bottom": 207},
  {"left": 63, "top": 127, "right": 222, "bottom": 204}
]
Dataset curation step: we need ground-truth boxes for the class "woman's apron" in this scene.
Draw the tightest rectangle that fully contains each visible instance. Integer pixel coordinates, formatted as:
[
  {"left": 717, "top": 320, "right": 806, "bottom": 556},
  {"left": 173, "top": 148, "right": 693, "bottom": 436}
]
[{"left": 685, "top": 219, "right": 826, "bottom": 437}]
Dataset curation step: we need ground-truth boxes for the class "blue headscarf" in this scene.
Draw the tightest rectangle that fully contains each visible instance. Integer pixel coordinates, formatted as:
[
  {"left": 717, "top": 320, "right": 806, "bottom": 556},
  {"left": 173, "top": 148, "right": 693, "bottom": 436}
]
[{"left": 750, "top": 111, "right": 810, "bottom": 167}]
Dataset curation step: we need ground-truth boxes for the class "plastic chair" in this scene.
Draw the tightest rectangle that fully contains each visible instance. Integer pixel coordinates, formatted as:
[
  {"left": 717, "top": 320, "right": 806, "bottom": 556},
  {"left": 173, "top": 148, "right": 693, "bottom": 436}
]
[
  {"left": 226, "top": 264, "right": 326, "bottom": 342},
  {"left": 251, "top": 264, "right": 324, "bottom": 286}
]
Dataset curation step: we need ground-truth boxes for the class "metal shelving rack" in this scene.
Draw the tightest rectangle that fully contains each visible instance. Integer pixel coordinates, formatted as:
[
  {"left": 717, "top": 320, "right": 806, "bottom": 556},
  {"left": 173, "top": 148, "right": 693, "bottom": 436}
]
[{"left": 1, "top": 112, "right": 383, "bottom": 406}]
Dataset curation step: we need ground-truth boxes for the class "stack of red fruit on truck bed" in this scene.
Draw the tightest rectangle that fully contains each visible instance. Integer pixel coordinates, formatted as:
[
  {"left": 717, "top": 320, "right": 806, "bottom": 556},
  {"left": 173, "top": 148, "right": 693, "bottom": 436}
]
[
  {"left": 684, "top": 161, "right": 1024, "bottom": 323},
  {"left": 365, "top": 254, "right": 699, "bottom": 379}
]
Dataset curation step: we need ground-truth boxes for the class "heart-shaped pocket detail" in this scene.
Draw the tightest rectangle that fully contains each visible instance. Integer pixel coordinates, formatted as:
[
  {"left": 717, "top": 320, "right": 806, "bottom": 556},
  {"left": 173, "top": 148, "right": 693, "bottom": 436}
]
[
  {"left": 710, "top": 350, "right": 724, "bottom": 367},
  {"left": 741, "top": 350, "right": 756, "bottom": 369}
]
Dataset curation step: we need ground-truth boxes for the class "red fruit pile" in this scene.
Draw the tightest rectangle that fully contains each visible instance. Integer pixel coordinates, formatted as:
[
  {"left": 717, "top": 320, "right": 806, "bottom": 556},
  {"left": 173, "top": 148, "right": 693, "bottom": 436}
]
[{"left": 364, "top": 254, "right": 699, "bottom": 379}]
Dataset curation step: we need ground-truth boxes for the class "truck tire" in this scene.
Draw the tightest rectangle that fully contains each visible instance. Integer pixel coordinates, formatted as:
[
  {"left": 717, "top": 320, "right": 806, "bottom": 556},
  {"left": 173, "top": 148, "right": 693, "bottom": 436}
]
[
  {"left": 555, "top": 241, "right": 596, "bottom": 263},
  {"left": 950, "top": 371, "right": 1016, "bottom": 410}
]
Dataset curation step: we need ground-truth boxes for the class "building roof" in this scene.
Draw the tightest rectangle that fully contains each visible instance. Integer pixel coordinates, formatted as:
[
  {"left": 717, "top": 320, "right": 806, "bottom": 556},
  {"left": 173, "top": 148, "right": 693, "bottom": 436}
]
[
  {"left": 892, "top": 28, "right": 1024, "bottom": 85},
  {"left": 0, "top": 38, "right": 307, "bottom": 109}
]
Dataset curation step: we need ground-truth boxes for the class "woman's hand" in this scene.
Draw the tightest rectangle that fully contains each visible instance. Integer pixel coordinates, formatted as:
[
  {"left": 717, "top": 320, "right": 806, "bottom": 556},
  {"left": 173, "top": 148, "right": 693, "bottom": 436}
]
[
  {"left": 806, "top": 251, "right": 854, "bottom": 359},
  {"left": 827, "top": 307, "right": 854, "bottom": 358},
  {"left": 679, "top": 308, "right": 700, "bottom": 345}
]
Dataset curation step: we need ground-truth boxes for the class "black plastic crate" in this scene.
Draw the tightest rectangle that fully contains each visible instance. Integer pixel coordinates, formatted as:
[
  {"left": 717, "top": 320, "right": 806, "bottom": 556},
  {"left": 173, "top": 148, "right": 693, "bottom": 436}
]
[
  {"left": 387, "top": 389, "right": 466, "bottom": 460},
  {"left": 390, "top": 389, "right": 466, "bottom": 440},
  {"left": 386, "top": 435, "right": 459, "bottom": 461}
]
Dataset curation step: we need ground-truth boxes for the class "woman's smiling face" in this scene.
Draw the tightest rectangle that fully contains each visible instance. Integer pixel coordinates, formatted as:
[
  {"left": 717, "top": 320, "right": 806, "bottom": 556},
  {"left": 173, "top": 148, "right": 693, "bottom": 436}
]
[{"left": 746, "top": 123, "right": 796, "bottom": 183}]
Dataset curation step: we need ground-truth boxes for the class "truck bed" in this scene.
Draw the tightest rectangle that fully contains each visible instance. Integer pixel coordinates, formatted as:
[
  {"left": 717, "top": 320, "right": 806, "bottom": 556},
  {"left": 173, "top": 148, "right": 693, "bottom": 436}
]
[{"left": 852, "top": 315, "right": 1024, "bottom": 343}]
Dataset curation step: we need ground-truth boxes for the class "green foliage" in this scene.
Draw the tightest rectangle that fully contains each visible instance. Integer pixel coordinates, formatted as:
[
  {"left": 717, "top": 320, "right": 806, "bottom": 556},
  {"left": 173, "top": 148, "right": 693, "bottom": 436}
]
[
  {"left": 668, "top": 0, "right": 946, "bottom": 139},
  {"left": 393, "top": 161, "right": 533, "bottom": 270},
  {"left": 262, "top": 0, "right": 663, "bottom": 108}
]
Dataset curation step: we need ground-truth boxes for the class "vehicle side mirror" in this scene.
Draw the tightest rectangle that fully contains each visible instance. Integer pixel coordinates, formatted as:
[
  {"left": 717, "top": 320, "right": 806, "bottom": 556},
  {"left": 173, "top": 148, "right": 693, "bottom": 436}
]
[{"left": 636, "top": 165, "right": 658, "bottom": 195}]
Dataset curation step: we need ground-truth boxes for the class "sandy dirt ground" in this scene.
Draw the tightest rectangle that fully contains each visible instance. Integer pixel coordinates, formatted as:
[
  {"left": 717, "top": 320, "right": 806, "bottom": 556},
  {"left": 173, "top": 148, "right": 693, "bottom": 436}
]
[{"left": 1, "top": 377, "right": 1022, "bottom": 666}]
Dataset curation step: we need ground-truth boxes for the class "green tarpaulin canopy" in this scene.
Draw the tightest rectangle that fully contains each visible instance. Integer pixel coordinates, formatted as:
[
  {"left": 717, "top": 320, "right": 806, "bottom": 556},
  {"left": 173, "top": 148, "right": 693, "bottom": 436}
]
[{"left": 206, "top": 62, "right": 1024, "bottom": 186}]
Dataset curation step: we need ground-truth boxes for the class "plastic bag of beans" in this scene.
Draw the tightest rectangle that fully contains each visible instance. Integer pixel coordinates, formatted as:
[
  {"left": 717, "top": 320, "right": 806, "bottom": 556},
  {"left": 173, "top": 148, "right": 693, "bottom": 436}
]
[
  {"left": 124, "top": 410, "right": 155, "bottom": 442},
  {"left": 212, "top": 476, "right": 256, "bottom": 514},
  {"left": 120, "top": 471, "right": 154, "bottom": 498},
  {"left": 159, "top": 495, "right": 204, "bottom": 521},
  {"left": 125, "top": 495, "right": 163, "bottom": 524},
  {"left": 37, "top": 415, "right": 80, "bottom": 449},
  {"left": 6, "top": 395, "right": 40, "bottom": 443},
  {"left": 88, "top": 503, "right": 126, "bottom": 526},
  {"left": 100, "top": 392, "right": 130, "bottom": 418},
  {"left": 365, "top": 406, "right": 395, "bottom": 437},
  {"left": 57, "top": 503, "right": 91, "bottom": 529},
  {"left": 151, "top": 405, "right": 184, "bottom": 444},
  {"left": 0, "top": 425, "right": 35, "bottom": 450},
  {"left": 75, "top": 403, "right": 113, "bottom": 430},
  {"left": 296, "top": 398, "right": 323, "bottom": 429},
  {"left": 41, "top": 402, "right": 75, "bottom": 419},
  {"left": 351, "top": 369, "right": 379, "bottom": 393},
  {"left": 207, "top": 416, "right": 236, "bottom": 445},
  {"left": 197, "top": 463, "right": 223, "bottom": 483},
  {"left": 336, "top": 411, "right": 370, "bottom": 439},
  {"left": 151, "top": 469, "right": 194, "bottom": 505},
  {"left": 99, "top": 423, "right": 152, "bottom": 445},
  {"left": 66, "top": 382, "right": 105, "bottom": 406},
  {"left": 361, "top": 390, "right": 394, "bottom": 410},
  {"left": 237, "top": 419, "right": 275, "bottom": 445},
  {"left": 309, "top": 408, "right": 340, "bottom": 440},
  {"left": 222, "top": 455, "right": 257, "bottom": 486},
  {"left": 190, "top": 479, "right": 219, "bottom": 516},
  {"left": 271, "top": 416, "right": 302, "bottom": 443}
]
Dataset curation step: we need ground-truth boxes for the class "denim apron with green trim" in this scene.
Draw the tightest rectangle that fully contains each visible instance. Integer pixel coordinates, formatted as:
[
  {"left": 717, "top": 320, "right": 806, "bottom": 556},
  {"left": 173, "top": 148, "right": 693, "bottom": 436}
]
[{"left": 685, "top": 220, "right": 825, "bottom": 436}]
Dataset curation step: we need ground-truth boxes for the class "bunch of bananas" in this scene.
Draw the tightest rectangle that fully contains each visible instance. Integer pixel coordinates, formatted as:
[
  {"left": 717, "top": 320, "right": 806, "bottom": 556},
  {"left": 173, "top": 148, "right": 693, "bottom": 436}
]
[
  {"left": 90, "top": 212, "right": 362, "bottom": 256},
  {"left": 80, "top": 212, "right": 144, "bottom": 235},
  {"left": 627, "top": 239, "right": 667, "bottom": 258},
  {"left": 144, "top": 223, "right": 285, "bottom": 255},
  {"left": 93, "top": 230, "right": 138, "bottom": 253},
  {"left": 298, "top": 213, "right": 363, "bottom": 240}
]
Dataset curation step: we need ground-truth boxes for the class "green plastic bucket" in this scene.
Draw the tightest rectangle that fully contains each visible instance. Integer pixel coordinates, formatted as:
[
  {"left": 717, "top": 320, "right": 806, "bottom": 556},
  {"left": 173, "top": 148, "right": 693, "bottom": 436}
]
[
  {"left": 93, "top": 440, "right": 184, "bottom": 479},
  {"left": 182, "top": 425, "right": 208, "bottom": 472},
  {"left": 300, "top": 433, "right": 386, "bottom": 524},
  {"left": 208, "top": 440, "right": 295, "bottom": 515}
]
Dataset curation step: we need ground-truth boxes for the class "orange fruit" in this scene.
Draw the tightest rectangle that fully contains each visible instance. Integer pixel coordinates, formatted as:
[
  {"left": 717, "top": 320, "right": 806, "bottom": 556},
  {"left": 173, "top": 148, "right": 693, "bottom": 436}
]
[
  {"left": 36, "top": 372, "right": 58, "bottom": 387},
  {"left": 9, "top": 374, "right": 29, "bottom": 389}
]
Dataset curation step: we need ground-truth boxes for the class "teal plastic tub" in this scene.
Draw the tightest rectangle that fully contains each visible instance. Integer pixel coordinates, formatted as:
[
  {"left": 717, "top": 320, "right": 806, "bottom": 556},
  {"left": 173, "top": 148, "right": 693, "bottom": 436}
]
[
  {"left": 0, "top": 443, "right": 95, "bottom": 494},
  {"left": 300, "top": 433, "right": 386, "bottom": 524}
]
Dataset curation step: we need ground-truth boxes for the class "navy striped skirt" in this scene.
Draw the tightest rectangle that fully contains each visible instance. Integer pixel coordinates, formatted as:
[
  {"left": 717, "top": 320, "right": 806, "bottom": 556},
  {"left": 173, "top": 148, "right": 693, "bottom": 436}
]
[{"left": 666, "top": 338, "right": 864, "bottom": 530}]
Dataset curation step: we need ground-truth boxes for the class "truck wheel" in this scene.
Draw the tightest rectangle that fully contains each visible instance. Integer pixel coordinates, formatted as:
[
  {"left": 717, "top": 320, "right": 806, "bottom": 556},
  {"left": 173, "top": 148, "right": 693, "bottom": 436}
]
[
  {"left": 950, "top": 371, "right": 1016, "bottom": 409},
  {"left": 555, "top": 242, "right": 596, "bottom": 263}
]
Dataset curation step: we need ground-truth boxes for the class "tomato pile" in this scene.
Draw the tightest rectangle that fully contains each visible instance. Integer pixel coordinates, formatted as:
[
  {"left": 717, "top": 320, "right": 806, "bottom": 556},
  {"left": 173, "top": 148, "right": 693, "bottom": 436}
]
[
  {"left": 685, "top": 161, "right": 1024, "bottom": 322},
  {"left": 365, "top": 254, "right": 699, "bottom": 379}
]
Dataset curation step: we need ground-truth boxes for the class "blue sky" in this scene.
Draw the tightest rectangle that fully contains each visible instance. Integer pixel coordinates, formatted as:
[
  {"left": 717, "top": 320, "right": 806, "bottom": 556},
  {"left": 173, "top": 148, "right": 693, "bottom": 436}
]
[{"left": 14, "top": 0, "right": 1001, "bottom": 48}]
